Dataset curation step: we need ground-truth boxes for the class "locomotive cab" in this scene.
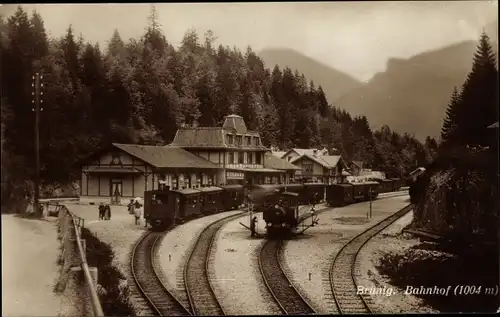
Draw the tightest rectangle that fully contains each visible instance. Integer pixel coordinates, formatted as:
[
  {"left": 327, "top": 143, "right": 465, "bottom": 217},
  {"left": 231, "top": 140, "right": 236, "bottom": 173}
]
[
  {"left": 144, "top": 186, "right": 180, "bottom": 230},
  {"left": 263, "top": 191, "right": 300, "bottom": 237}
]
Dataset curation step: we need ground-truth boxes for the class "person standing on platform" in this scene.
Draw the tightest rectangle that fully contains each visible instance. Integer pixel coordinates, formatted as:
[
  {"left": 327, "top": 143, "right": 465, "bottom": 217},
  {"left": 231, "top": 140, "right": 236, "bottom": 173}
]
[
  {"left": 98, "top": 203, "right": 105, "bottom": 220},
  {"left": 133, "top": 200, "right": 142, "bottom": 225},
  {"left": 250, "top": 216, "right": 258, "bottom": 237},
  {"left": 105, "top": 204, "right": 111, "bottom": 220}
]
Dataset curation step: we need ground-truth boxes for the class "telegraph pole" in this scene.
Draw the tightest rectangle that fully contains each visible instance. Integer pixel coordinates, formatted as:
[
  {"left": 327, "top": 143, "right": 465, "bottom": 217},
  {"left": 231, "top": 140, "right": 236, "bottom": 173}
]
[{"left": 32, "top": 60, "right": 43, "bottom": 214}]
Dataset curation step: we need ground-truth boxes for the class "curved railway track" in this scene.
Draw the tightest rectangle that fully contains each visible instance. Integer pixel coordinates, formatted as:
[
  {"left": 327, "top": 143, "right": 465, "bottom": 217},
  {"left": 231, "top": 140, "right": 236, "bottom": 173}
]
[
  {"left": 330, "top": 204, "right": 413, "bottom": 314},
  {"left": 259, "top": 239, "right": 317, "bottom": 315},
  {"left": 131, "top": 231, "right": 192, "bottom": 316},
  {"left": 184, "top": 212, "right": 246, "bottom": 316}
]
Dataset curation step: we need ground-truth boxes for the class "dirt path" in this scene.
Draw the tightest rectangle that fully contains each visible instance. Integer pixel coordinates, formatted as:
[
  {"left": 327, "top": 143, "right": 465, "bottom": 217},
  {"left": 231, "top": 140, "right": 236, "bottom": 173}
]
[{"left": 1, "top": 214, "right": 64, "bottom": 316}]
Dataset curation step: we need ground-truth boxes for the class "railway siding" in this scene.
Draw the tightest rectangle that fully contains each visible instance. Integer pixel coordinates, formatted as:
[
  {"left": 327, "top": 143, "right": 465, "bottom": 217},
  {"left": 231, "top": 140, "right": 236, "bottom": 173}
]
[
  {"left": 330, "top": 204, "right": 413, "bottom": 314},
  {"left": 355, "top": 210, "right": 438, "bottom": 313},
  {"left": 131, "top": 232, "right": 191, "bottom": 316},
  {"left": 259, "top": 240, "right": 317, "bottom": 314},
  {"left": 210, "top": 212, "right": 283, "bottom": 315},
  {"left": 156, "top": 210, "right": 244, "bottom": 309},
  {"left": 281, "top": 195, "right": 411, "bottom": 314},
  {"left": 184, "top": 212, "right": 245, "bottom": 316}
]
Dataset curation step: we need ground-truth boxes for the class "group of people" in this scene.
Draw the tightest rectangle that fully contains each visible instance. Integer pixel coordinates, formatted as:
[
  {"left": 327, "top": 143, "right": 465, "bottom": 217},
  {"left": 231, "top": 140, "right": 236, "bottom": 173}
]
[
  {"left": 128, "top": 199, "right": 146, "bottom": 227},
  {"left": 98, "top": 203, "right": 112, "bottom": 220}
]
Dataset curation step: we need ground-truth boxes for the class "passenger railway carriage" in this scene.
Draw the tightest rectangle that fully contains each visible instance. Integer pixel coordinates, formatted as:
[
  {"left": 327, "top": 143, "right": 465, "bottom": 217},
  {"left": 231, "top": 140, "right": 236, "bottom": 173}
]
[{"left": 143, "top": 178, "right": 405, "bottom": 230}]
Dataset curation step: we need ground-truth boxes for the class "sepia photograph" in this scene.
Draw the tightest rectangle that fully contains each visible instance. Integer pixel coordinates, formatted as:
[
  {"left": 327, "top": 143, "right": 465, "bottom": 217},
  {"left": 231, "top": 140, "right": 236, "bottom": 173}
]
[{"left": 1, "top": 1, "right": 498, "bottom": 316}]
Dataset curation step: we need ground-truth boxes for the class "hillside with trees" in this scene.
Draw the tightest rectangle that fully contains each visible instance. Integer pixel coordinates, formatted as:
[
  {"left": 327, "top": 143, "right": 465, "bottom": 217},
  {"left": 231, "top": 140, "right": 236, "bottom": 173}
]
[
  {"left": 393, "top": 32, "right": 498, "bottom": 313},
  {"left": 0, "top": 6, "right": 436, "bottom": 211},
  {"left": 410, "top": 32, "right": 498, "bottom": 242}
]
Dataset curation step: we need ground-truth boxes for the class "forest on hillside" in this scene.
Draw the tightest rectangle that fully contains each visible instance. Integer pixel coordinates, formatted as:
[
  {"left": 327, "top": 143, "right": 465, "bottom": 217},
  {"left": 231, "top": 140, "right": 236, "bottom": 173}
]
[
  {"left": 410, "top": 31, "right": 498, "bottom": 242},
  {"left": 1, "top": 6, "right": 438, "bottom": 208}
]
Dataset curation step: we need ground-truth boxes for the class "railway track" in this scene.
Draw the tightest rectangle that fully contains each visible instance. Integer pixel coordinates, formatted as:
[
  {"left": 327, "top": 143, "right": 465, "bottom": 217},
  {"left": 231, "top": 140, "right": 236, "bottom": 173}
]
[
  {"left": 184, "top": 212, "right": 246, "bottom": 316},
  {"left": 330, "top": 204, "right": 413, "bottom": 314},
  {"left": 259, "top": 239, "right": 317, "bottom": 315},
  {"left": 131, "top": 231, "right": 192, "bottom": 316}
]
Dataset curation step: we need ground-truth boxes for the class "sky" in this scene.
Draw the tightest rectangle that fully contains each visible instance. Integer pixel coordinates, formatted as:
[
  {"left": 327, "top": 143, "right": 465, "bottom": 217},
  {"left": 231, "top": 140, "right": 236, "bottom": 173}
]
[{"left": 1, "top": 1, "right": 498, "bottom": 81}]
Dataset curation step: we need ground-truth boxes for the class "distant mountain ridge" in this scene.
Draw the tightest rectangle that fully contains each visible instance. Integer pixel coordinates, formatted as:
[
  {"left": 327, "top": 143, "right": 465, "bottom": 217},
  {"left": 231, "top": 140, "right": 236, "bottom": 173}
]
[
  {"left": 335, "top": 38, "right": 498, "bottom": 140},
  {"left": 259, "top": 24, "right": 497, "bottom": 140},
  {"left": 258, "top": 48, "right": 363, "bottom": 101}
]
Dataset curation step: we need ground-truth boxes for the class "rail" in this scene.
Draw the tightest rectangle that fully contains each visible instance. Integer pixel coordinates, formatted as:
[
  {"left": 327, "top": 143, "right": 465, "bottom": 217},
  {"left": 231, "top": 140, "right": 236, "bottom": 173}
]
[{"left": 59, "top": 204, "right": 105, "bottom": 317}]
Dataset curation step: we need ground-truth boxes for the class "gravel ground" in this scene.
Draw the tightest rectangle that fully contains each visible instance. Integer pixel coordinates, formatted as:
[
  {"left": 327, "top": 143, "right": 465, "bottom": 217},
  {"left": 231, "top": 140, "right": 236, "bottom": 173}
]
[
  {"left": 66, "top": 202, "right": 147, "bottom": 273},
  {"left": 355, "top": 210, "right": 438, "bottom": 313},
  {"left": 209, "top": 212, "right": 283, "bottom": 315},
  {"left": 1, "top": 214, "right": 69, "bottom": 316},
  {"left": 156, "top": 210, "right": 246, "bottom": 310},
  {"left": 282, "top": 196, "right": 412, "bottom": 314},
  {"left": 65, "top": 202, "right": 152, "bottom": 315}
]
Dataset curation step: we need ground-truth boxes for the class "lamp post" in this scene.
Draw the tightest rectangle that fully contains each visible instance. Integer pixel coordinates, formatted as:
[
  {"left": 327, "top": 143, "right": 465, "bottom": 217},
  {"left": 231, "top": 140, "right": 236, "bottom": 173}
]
[{"left": 32, "top": 60, "right": 43, "bottom": 215}]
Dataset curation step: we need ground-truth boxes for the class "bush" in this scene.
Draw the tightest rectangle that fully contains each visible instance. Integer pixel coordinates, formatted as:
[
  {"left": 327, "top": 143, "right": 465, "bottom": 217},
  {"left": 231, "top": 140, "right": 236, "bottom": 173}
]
[
  {"left": 82, "top": 228, "right": 134, "bottom": 316},
  {"left": 410, "top": 145, "right": 498, "bottom": 243}
]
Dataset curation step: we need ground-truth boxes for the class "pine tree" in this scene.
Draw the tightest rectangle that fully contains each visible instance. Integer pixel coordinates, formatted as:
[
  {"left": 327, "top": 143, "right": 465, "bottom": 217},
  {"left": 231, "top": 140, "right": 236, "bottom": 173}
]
[
  {"left": 440, "top": 86, "right": 461, "bottom": 143},
  {"left": 144, "top": 4, "right": 167, "bottom": 54},
  {"left": 107, "top": 29, "right": 125, "bottom": 58},
  {"left": 453, "top": 32, "right": 498, "bottom": 148}
]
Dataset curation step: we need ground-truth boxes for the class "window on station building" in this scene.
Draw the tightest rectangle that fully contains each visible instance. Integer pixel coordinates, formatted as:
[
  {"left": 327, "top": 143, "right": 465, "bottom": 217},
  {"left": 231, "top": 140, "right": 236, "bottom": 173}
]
[
  {"left": 238, "top": 152, "right": 244, "bottom": 164},
  {"left": 255, "top": 152, "right": 261, "bottom": 164},
  {"left": 196, "top": 173, "right": 202, "bottom": 188},
  {"left": 178, "top": 175, "right": 186, "bottom": 189},
  {"left": 228, "top": 152, "right": 234, "bottom": 164},
  {"left": 172, "top": 175, "right": 179, "bottom": 190},
  {"left": 245, "top": 136, "right": 251, "bottom": 145},
  {"left": 236, "top": 135, "right": 242, "bottom": 145},
  {"left": 264, "top": 176, "right": 271, "bottom": 184},
  {"left": 233, "top": 152, "right": 238, "bottom": 164},
  {"left": 184, "top": 174, "right": 191, "bottom": 188},
  {"left": 303, "top": 163, "right": 313, "bottom": 173},
  {"left": 227, "top": 134, "right": 234, "bottom": 145},
  {"left": 253, "top": 137, "right": 259, "bottom": 146},
  {"left": 247, "top": 152, "right": 253, "bottom": 164}
]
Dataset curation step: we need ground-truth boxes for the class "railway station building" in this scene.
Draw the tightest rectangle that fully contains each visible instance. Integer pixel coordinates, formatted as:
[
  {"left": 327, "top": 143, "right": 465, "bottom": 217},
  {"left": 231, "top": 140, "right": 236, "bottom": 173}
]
[
  {"left": 280, "top": 148, "right": 347, "bottom": 184},
  {"left": 78, "top": 143, "right": 222, "bottom": 204},
  {"left": 78, "top": 114, "right": 299, "bottom": 203},
  {"left": 170, "top": 114, "right": 300, "bottom": 186}
]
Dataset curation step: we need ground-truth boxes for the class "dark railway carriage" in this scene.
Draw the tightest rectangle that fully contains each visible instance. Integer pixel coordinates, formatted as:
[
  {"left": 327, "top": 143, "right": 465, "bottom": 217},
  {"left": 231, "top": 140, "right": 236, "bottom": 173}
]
[
  {"left": 283, "top": 183, "right": 306, "bottom": 204},
  {"left": 143, "top": 188, "right": 181, "bottom": 229},
  {"left": 221, "top": 184, "right": 245, "bottom": 210},
  {"left": 302, "top": 183, "right": 325, "bottom": 205},
  {"left": 175, "top": 188, "right": 202, "bottom": 219},
  {"left": 283, "top": 183, "right": 305, "bottom": 195},
  {"left": 390, "top": 178, "right": 403, "bottom": 191},
  {"left": 351, "top": 183, "right": 366, "bottom": 202},
  {"left": 378, "top": 179, "right": 394, "bottom": 193},
  {"left": 199, "top": 186, "right": 224, "bottom": 214},
  {"left": 362, "top": 181, "right": 380, "bottom": 200},
  {"left": 326, "top": 183, "right": 354, "bottom": 206}
]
